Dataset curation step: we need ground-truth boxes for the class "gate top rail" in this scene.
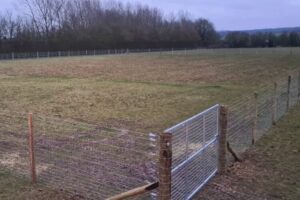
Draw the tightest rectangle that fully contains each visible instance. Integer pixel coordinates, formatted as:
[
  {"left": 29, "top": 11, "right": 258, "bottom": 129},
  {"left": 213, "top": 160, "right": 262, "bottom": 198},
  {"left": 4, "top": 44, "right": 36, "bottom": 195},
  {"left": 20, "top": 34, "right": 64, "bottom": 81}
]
[{"left": 164, "top": 104, "right": 220, "bottom": 133}]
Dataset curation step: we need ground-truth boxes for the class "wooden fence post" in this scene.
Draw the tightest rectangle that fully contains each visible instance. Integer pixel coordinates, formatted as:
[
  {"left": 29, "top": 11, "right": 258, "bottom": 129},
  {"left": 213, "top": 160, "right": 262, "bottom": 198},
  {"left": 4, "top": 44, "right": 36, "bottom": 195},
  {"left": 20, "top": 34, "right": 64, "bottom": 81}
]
[
  {"left": 298, "top": 71, "right": 300, "bottom": 100},
  {"left": 287, "top": 75, "right": 291, "bottom": 111},
  {"left": 218, "top": 105, "right": 228, "bottom": 174},
  {"left": 28, "top": 113, "right": 37, "bottom": 184},
  {"left": 272, "top": 82, "right": 278, "bottom": 125},
  {"left": 159, "top": 132, "right": 172, "bottom": 200},
  {"left": 252, "top": 92, "right": 258, "bottom": 145}
]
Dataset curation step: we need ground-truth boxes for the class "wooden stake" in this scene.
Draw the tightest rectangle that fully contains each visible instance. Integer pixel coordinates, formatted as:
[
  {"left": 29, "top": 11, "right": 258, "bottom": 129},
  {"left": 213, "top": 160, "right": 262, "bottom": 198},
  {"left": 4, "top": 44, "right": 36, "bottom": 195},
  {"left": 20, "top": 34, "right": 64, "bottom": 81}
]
[
  {"left": 272, "top": 82, "right": 278, "bottom": 125},
  {"left": 252, "top": 92, "right": 258, "bottom": 145},
  {"left": 287, "top": 75, "right": 291, "bottom": 111},
  {"left": 218, "top": 105, "right": 228, "bottom": 174},
  {"left": 28, "top": 113, "right": 37, "bottom": 183},
  {"left": 227, "top": 142, "right": 242, "bottom": 162},
  {"left": 159, "top": 132, "right": 172, "bottom": 200},
  {"left": 298, "top": 71, "right": 300, "bottom": 100}
]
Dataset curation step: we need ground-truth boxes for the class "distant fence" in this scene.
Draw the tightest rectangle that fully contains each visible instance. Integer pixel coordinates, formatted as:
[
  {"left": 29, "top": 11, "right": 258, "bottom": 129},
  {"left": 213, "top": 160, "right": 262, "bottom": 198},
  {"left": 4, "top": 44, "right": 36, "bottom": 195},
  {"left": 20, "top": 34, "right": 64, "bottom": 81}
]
[
  {"left": 0, "top": 71, "right": 299, "bottom": 200},
  {"left": 0, "top": 47, "right": 300, "bottom": 61}
]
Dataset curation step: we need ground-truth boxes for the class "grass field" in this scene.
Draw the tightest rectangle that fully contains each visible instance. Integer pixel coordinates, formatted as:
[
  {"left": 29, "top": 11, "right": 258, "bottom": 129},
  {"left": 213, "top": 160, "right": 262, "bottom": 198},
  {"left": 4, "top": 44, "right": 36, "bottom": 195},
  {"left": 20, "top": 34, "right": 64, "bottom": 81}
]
[
  {"left": 0, "top": 48, "right": 299, "bottom": 199},
  {"left": 0, "top": 49, "right": 299, "bottom": 132}
]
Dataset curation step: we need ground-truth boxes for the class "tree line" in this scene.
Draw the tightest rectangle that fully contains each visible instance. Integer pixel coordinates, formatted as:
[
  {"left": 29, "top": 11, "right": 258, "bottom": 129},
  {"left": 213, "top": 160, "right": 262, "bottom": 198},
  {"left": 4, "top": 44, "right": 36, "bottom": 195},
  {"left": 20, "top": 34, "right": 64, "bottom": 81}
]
[
  {"left": 0, "top": 0, "right": 299, "bottom": 53},
  {"left": 0, "top": 0, "right": 219, "bottom": 53},
  {"left": 224, "top": 31, "right": 300, "bottom": 48}
]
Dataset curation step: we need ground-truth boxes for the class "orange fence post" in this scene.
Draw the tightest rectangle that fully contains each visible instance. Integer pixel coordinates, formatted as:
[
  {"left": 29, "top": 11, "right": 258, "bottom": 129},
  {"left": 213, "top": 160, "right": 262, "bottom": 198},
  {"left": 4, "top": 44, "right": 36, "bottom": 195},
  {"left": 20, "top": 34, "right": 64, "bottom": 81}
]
[
  {"left": 287, "top": 75, "right": 291, "bottom": 111},
  {"left": 28, "top": 113, "right": 37, "bottom": 183}
]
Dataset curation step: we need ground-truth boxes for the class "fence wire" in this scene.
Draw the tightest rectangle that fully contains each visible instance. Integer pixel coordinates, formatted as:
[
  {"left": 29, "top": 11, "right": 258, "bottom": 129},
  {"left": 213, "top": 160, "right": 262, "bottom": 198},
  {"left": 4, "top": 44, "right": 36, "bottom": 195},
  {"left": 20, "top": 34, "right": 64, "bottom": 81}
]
[
  {"left": 0, "top": 71, "right": 299, "bottom": 200},
  {"left": 0, "top": 110, "right": 29, "bottom": 179},
  {"left": 0, "top": 112, "right": 158, "bottom": 200},
  {"left": 165, "top": 72, "right": 299, "bottom": 200},
  {"left": 1, "top": 47, "right": 300, "bottom": 61},
  {"left": 227, "top": 73, "right": 300, "bottom": 160}
]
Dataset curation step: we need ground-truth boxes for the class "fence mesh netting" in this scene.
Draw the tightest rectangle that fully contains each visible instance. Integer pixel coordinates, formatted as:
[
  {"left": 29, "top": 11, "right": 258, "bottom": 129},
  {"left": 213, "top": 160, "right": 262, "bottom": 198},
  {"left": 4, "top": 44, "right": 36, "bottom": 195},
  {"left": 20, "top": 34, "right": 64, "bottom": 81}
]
[
  {"left": 227, "top": 74, "right": 299, "bottom": 159},
  {"left": 163, "top": 73, "right": 299, "bottom": 200},
  {"left": 0, "top": 72, "right": 299, "bottom": 200},
  {"left": 0, "top": 112, "right": 158, "bottom": 199},
  {"left": 1, "top": 47, "right": 300, "bottom": 61}
]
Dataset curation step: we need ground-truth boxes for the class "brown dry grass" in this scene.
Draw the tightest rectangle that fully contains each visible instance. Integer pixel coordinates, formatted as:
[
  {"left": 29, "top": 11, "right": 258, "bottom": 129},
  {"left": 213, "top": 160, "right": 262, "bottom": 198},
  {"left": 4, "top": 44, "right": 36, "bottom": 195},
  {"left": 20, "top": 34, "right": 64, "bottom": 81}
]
[
  {"left": 0, "top": 51, "right": 299, "bottom": 131},
  {"left": 0, "top": 53, "right": 298, "bottom": 84},
  {"left": 0, "top": 49, "right": 300, "bottom": 200}
]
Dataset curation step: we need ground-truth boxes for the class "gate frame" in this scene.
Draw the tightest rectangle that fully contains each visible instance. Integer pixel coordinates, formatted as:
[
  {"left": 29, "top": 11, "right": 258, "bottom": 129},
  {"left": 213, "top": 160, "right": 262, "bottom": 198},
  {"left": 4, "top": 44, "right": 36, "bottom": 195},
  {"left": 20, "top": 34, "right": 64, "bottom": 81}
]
[{"left": 159, "top": 104, "right": 226, "bottom": 200}]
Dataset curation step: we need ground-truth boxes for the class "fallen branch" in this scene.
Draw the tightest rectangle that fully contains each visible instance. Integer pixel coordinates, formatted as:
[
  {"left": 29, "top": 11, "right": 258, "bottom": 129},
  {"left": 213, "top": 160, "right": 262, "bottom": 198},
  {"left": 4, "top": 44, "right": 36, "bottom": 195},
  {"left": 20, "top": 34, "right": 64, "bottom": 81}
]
[{"left": 106, "top": 182, "right": 159, "bottom": 200}]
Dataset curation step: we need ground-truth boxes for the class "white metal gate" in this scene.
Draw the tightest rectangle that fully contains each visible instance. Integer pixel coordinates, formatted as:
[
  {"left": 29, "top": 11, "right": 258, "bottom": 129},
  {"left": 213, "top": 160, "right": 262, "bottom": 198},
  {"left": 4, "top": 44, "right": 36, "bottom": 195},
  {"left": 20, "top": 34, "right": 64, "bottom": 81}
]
[{"left": 165, "top": 104, "right": 220, "bottom": 200}]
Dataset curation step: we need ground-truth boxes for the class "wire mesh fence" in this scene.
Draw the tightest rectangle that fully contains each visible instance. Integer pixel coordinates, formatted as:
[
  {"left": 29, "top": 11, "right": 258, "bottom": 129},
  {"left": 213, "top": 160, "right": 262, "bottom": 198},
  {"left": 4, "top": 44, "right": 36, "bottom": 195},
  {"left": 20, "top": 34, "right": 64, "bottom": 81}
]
[
  {"left": 0, "top": 70, "right": 299, "bottom": 200},
  {"left": 1, "top": 47, "right": 300, "bottom": 61},
  {"left": 227, "top": 73, "right": 300, "bottom": 160},
  {"left": 0, "top": 111, "right": 158, "bottom": 200},
  {"left": 0, "top": 110, "right": 29, "bottom": 179},
  {"left": 159, "top": 72, "right": 299, "bottom": 200}
]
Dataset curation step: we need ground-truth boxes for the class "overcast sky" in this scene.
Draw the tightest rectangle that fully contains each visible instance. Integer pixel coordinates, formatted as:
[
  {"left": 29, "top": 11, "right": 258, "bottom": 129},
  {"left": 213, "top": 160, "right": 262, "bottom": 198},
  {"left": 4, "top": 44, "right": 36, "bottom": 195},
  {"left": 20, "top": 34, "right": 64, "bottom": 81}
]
[{"left": 0, "top": 0, "right": 299, "bottom": 31}]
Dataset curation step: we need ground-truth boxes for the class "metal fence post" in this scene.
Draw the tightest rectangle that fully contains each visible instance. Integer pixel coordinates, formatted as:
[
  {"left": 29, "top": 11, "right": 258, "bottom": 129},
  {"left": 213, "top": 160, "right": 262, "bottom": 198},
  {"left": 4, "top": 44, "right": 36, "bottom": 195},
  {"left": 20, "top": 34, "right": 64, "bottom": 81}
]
[
  {"left": 218, "top": 105, "right": 228, "bottom": 174},
  {"left": 272, "top": 82, "right": 278, "bottom": 125},
  {"left": 287, "top": 75, "right": 291, "bottom": 111},
  {"left": 159, "top": 132, "right": 172, "bottom": 200},
  {"left": 252, "top": 92, "right": 258, "bottom": 144},
  {"left": 37, "top": 51, "right": 39, "bottom": 58},
  {"left": 28, "top": 113, "right": 37, "bottom": 183},
  {"left": 12, "top": 52, "right": 14, "bottom": 60}
]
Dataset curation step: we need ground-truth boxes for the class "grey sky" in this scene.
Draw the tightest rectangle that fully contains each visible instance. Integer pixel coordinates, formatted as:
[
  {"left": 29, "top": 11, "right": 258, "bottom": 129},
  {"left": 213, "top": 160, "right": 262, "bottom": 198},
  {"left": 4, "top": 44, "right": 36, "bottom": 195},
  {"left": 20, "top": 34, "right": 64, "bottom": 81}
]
[{"left": 0, "top": 0, "right": 299, "bottom": 30}]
